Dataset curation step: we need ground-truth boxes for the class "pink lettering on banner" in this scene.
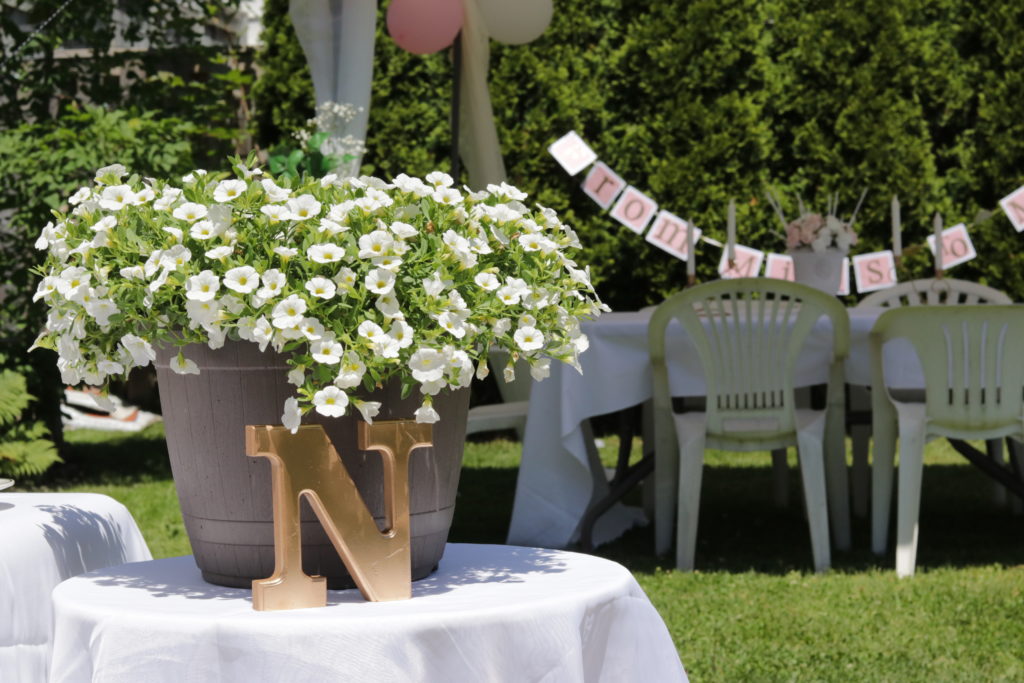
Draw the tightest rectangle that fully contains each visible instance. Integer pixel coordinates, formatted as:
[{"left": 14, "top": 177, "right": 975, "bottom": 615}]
[
  {"left": 764, "top": 254, "right": 795, "bottom": 281},
  {"left": 645, "top": 210, "right": 701, "bottom": 261},
  {"left": 581, "top": 162, "right": 626, "bottom": 210},
  {"left": 926, "top": 223, "right": 977, "bottom": 269},
  {"left": 852, "top": 251, "right": 897, "bottom": 294},
  {"left": 610, "top": 186, "right": 658, "bottom": 234},
  {"left": 717, "top": 245, "right": 765, "bottom": 279},
  {"left": 999, "top": 185, "right": 1024, "bottom": 233},
  {"left": 838, "top": 257, "right": 851, "bottom": 296},
  {"left": 547, "top": 131, "right": 598, "bottom": 176}
]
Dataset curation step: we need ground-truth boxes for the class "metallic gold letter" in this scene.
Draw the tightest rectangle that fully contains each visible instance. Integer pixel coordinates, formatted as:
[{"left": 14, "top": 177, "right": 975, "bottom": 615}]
[{"left": 245, "top": 420, "right": 432, "bottom": 610}]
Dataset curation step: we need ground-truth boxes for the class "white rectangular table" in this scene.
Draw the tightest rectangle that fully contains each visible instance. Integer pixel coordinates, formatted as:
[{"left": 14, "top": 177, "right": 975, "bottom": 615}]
[
  {"left": 506, "top": 307, "right": 919, "bottom": 551},
  {"left": 0, "top": 492, "right": 151, "bottom": 681}
]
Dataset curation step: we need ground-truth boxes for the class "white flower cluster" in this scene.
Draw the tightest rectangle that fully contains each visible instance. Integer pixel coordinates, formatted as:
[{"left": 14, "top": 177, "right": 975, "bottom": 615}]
[{"left": 34, "top": 158, "right": 607, "bottom": 429}]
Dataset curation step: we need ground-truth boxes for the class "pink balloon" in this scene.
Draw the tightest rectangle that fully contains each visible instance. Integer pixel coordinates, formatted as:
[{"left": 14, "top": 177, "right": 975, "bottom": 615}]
[{"left": 387, "top": 0, "right": 464, "bottom": 55}]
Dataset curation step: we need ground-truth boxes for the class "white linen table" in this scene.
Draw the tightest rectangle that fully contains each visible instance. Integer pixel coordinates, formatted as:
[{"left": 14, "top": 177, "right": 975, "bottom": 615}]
[
  {"left": 0, "top": 492, "right": 151, "bottom": 682},
  {"left": 507, "top": 307, "right": 917, "bottom": 550},
  {"left": 49, "top": 543, "right": 687, "bottom": 683}
]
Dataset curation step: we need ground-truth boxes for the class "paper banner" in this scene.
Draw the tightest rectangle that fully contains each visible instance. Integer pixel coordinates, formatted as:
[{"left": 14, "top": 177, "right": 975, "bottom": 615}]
[
  {"left": 718, "top": 245, "right": 765, "bottom": 279},
  {"left": 926, "top": 223, "right": 977, "bottom": 270},
  {"left": 548, "top": 131, "right": 597, "bottom": 176},
  {"left": 764, "top": 253, "right": 795, "bottom": 281},
  {"left": 645, "top": 210, "right": 701, "bottom": 261},
  {"left": 581, "top": 162, "right": 626, "bottom": 210},
  {"left": 610, "top": 186, "right": 658, "bottom": 234},
  {"left": 852, "top": 250, "right": 897, "bottom": 293},
  {"left": 999, "top": 185, "right": 1024, "bottom": 233}
]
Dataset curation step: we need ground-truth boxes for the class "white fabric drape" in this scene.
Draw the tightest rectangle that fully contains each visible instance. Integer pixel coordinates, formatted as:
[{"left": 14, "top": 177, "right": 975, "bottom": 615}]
[
  {"left": 0, "top": 493, "right": 151, "bottom": 682},
  {"left": 49, "top": 544, "right": 686, "bottom": 682}
]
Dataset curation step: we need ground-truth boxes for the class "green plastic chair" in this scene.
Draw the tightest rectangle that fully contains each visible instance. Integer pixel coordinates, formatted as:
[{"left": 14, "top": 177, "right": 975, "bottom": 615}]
[
  {"left": 850, "top": 279, "right": 1013, "bottom": 518},
  {"left": 870, "top": 305, "right": 1024, "bottom": 576},
  {"left": 649, "top": 278, "right": 850, "bottom": 572}
]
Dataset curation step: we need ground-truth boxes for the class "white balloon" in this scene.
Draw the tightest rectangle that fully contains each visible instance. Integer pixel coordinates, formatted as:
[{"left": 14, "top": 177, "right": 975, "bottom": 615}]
[{"left": 476, "top": 0, "right": 553, "bottom": 45}]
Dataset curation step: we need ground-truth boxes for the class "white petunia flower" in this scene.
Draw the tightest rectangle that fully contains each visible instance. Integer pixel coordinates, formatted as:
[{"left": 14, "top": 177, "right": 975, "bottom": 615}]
[
  {"left": 529, "top": 357, "right": 552, "bottom": 381},
  {"left": 85, "top": 299, "right": 118, "bottom": 327},
  {"left": 493, "top": 318, "right": 512, "bottom": 336},
  {"left": 334, "top": 351, "right": 366, "bottom": 389},
  {"left": 327, "top": 200, "right": 356, "bottom": 222},
  {"left": 162, "top": 226, "right": 183, "bottom": 242},
  {"left": 205, "top": 245, "right": 233, "bottom": 260},
  {"left": 514, "top": 326, "right": 544, "bottom": 352},
  {"left": 371, "top": 254, "right": 403, "bottom": 272},
  {"left": 311, "top": 339, "right": 344, "bottom": 364},
  {"left": 375, "top": 294, "right": 402, "bottom": 319},
  {"left": 185, "top": 270, "right": 220, "bottom": 301},
  {"left": 189, "top": 220, "right": 220, "bottom": 240},
  {"left": 213, "top": 179, "right": 247, "bottom": 203},
  {"left": 298, "top": 317, "right": 325, "bottom": 341},
  {"left": 99, "top": 185, "right": 136, "bottom": 211},
  {"left": 252, "top": 316, "right": 274, "bottom": 351},
  {"left": 272, "top": 295, "right": 307, "bottom": 329},
  {"left": 353, "top": 400, "right": 381, "bottom": 424},
  {"left": 389, "top": 221, "right": 417, "bottom": 239},
  {"left": 422, "top": 271, "right": 447, "bottom": 297},
  {"left": 312, "top": 386, "right": 349, "bottom": 417},
  {"left": 170, "top": 353, "right": 200, "bottom": 375},
  {"left": 287, "top": 366, "right": 305, "bottom": 386},
  {"left": 260, "top": 204, "right": 290, "bottom": 222},
  {"left": 432, "top": 187, "right": 462, "bottom": 205},
  {"left": 334, "top": 267, "right": 357, "bottom": 292},
  {"left": 258, "top": 269, "right": 286, "bottom": 299},
  {"left": 357, "top": 320, "right": 385, "bottom": 343},
  {"left": 414, "top": 401, "right": 440, "bottom": 424},
  {"left": 287, "top": 194, "right": 322, "bottom": 221},
  {"left": 388, "top": 320, "right": 414, "bottom": 348},
  {"left": 306, "top": 243, "right": 344, "bottom": 263},
  {"left": 496, "top": 285, "right": 522, "bottom": 305},
  {"left": 119, "top": 266, "right": 144, "bottom": 280},
  {"left": 357, "top": 230, "right": 394, "bottom": 259},
  {"left": 437, "top": 311, "right": 467, "bottom": 338},
  {"left": 474, "top": 272, "right": 500, "bottom": 291},
  {"left": 409, "top": 347, "right": 445, "bottom": 382},
  {"left": 160, "top": 244, "right": 192, "bottom": 271},
  {"left": 273, "top": 245, "right": 298, "bottom": 259},
  {"left": 425, "top": 171, "right": 454, "bottom": 188},
  {"left": 120, "top": 334, "right": 156, "bottom": 367},
  {"left": 365, "top": 267, "right": 396, "bottom": 295},
  {"left": 282, "top": 396, "right": 302, "bottom": 433},
  {"left": 223, "top": 265, "right": 259, "bottom": 294},
  {"left": 305, "top": 277, "right": 336, "bottom": 299},
  {"left": 173, "top": 202, "right": 208, "bottom": 223},
  {"left": 154, "top": 187, "right": 182, "bottom": 211},
  {"left": 95, "top": 164, "right": 127, "bottom": 183},
  {"left": 69, "top": 187, "right": 92, "bottom": 205},
  {"left": 261, "top": 178, "right": 291, "bottom": 202},
  {"left": 318, "top": 219, "right": 348, "bottom": 236}
]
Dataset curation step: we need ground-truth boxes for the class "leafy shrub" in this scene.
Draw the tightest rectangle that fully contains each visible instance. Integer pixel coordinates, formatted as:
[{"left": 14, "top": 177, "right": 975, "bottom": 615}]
[
  {"left": 0, "top": 368, "right": 60, "bottom": 478},
  {"left": 254, "top": 0, "right": 1024, "bottom": 309}
]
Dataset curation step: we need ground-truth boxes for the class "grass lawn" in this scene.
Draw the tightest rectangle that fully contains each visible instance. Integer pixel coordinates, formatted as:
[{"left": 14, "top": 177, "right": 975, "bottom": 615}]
[{"left": 26, "top": 424, "right": 1024, "bottom": 682}]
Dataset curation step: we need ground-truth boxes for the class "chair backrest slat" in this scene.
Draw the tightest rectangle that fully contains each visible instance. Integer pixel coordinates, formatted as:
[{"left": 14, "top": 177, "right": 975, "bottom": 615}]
[
  {"left": 871, "top": 306, "right": 1024, "bottom": 432},
  {"left": 858, "top": 278, "right": 1011, "bottom": 309},
  {"left": 650, "top": 279, "right": 849, "bottom": 441}
]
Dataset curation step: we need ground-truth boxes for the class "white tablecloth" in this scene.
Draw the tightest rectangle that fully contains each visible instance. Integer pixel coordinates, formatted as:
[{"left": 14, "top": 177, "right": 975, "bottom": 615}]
[
  {"left": 0, "top": 492, "right": 151, "bottom": 682},
  {"left": 49, "top": 543, "right": 686, "bottom": 683},
  {"left": 507, "top": 307, "right": 921, "bottom": 548}
]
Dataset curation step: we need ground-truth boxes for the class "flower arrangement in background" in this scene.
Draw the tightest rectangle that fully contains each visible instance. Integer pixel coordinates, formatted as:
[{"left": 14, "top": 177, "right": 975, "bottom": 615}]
[
  {"left": 32, "top": 157, "right": 605, "bottom": 428},
  {"left": 766, "top": 190, "right": 862, "bottom": 254},
  {"left": 269, "top": 102, "right": 366, "bottom": 179}
]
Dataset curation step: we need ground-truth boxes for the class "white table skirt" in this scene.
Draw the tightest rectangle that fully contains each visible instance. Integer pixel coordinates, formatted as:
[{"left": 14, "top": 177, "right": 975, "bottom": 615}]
[
  {"left": 0, "top": 493, "right": 151, "bottom": 682},
  {"left": 49, "top": 544, "right": 686, "bottom": 683},
  {"left": 507, "top": 307, "right": 921, "bottom": 548}
]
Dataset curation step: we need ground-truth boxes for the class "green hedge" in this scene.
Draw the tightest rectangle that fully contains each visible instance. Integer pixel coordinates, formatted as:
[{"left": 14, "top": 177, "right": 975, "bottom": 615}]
[{"left": 257, "top": 0, "right": 1024, "bottom": 310}]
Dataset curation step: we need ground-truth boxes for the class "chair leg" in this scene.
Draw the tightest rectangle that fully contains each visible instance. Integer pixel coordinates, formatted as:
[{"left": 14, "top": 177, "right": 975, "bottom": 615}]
[
  {"left": 770, "top": 449, "right": 789, "bottom": 508},
  {"left": 871, "top": 412, "right": 897, "bottom": 555},
  {"left": 675, "top": 432, "right": 706, "bottom": 572},
  {"left": 986, "top": 438, "right": 1008, "bottom": 509},
  {"left": 796, "top": 433, "right": 831, "bottom": 573},
  {"left": 851, "top": 424, "right": 871, "bottom": 518},
  {"left": 895, "top": 421, "right": 926, "bottom": 578}
]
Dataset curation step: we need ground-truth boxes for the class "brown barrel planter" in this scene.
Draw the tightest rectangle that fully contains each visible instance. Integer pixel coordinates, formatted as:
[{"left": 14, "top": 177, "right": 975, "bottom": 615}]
[{"left": 153, "top": 341, "right": 470, "bottom": 589}]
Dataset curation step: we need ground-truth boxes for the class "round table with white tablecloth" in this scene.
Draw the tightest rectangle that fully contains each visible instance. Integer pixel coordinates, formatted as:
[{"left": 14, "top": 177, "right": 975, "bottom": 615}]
[
  {"left": 49, "top": 543, "right": 687, "bottom": 683},
  {"left": 0, "top": 492, "right": 151, "bottom": 681}
]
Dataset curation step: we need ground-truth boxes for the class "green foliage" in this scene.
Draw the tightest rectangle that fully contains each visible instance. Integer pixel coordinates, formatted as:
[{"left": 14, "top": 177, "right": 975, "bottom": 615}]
[
  {"left": 0, "top": 369, "right": 61, "bottom": 477},
  {"left": 254, "top": 0, "right": 1024, "bottom": 309},
  {"left": 267, "top": 131, "right": 342, "bottom": 179}
]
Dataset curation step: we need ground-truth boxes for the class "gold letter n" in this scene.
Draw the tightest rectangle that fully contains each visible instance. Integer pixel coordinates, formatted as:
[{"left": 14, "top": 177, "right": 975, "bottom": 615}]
[{"left": 245, "top": 421, "right": 432, "bottom": 610}]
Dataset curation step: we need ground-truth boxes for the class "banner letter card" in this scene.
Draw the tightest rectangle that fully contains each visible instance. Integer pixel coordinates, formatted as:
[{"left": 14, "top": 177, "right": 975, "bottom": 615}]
[
  {"left": 718, "top": 245, "right": 765, "bottom": 279},
  {"left": 245, "top": 421, "right": 432, "bottom": 611},
  {"left": 548, "top": 131, "right": 598, "bottom": 176},
  {"left": 610, "top": 186, "right": 658, "bottom": 234},
  {"left": 925, "top": 223, "right": 977, "bottom": 269},
  {"left": 582, "top": 162, "right": 626, "bottom": 209},
  {"left": 764, "top": 253, "right": 795, "bottom": 281},
  {"left": 645, "top": 210, "right": 702, "bottom": 260},
  {"left": 999, "top": 185, "right": 1024, "bottom": 233},
  {"left": 852, "top": 250, "right": 897, "bottom": 293}
]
